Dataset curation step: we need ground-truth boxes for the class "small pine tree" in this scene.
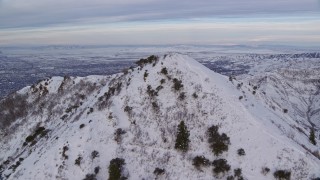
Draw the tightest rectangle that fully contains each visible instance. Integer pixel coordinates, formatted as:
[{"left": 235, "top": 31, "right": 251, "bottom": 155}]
[
  {"left": 175, "top": 121, "right": 190, "bottom": 152},
  {"left": 310, "top": 128, "right": 316, "bottom": 145}
]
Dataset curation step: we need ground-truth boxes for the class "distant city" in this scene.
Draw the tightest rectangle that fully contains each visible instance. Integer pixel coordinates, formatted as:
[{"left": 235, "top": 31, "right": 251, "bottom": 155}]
[{"left": 1, "top": 45, "right": 319, "bottom": 99}]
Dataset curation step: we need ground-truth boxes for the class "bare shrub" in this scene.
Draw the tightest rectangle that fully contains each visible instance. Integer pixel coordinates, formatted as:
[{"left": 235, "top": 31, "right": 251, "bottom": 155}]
[
  {"left": 179, "top": 92, "right": 186, "bottom": 100},
  {"left": 261, "top": 167, "right": 270, "bottom": 175},
  {"left": 98, "top": 82, "right": 122, "bottom": 110},
  {"left": 114, "top": 128, "right": 126, "bottom": 143},
  {"left": 0, "top": 93, "right": 28, "bottom": 129}
]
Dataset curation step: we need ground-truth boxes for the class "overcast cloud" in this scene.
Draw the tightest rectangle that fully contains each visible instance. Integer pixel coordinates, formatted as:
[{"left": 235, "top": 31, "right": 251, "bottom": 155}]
[
  {"left": 1, "top": 0, "right": 319, "bottom": 28},
  {"left": 0, "top": 0, "right": 319, "bottom": 45}
]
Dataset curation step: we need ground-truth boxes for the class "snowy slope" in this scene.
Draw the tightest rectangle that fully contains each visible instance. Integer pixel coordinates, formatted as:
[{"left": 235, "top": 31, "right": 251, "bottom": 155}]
[
  {"left": 201, "top": 52, "right": 320, "bottom": 152},
  {"left": 0, "top": 53, "right": 319, "bottom": 180}
]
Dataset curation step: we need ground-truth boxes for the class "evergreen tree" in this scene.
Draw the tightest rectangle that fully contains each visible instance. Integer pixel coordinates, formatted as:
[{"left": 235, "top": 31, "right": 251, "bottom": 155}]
[
  {"left": 108, "top": 158, "right": 125, "bottom": 180},
  {"left": 207, "top": 125, "right": 230, "bottom": 156},
  {"left": 175, "top": 121, "right": 190, "bottom": 152},
  {"left": 309, "top": 128, "right": 316, "bottom": 145}
]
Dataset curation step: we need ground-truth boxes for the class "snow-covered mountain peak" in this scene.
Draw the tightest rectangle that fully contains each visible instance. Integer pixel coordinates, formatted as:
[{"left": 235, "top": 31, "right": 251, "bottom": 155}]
[{"left": 0, "top": 54, "right": 319, "bottom": 180}]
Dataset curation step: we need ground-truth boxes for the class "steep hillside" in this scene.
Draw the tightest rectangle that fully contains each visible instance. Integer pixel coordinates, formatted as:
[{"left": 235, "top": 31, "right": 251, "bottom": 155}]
[
  {"left": 0, "top": 54, "right": 319, "bottom": 180},
  {"left": 247, "top": 68, "right": 320, "bottom": 127}
]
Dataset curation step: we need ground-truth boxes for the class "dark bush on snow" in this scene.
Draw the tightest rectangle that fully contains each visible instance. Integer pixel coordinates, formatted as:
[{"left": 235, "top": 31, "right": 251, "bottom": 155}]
[
  {"left": 227, "top": 176, "right": 234, "bottom": 180},
  {"left": 192, "top": 156, "right": 210, "bottom": 170},
  {"left": 124, "top": 106, "right": 132, "bottom": 113},
  {"left": 161, "top": 67, "right": 168, "bottom": 75},
  {"left": 152, "top": 102, "right": 159, "bottom": 109},
  {"left": 25, "top": 126, "right": 47, "bottom": 145},
  {"left": 114, "top": 128, "right": 126, "bottom": 143},
  {"left": 207, "top": 125, "right": 230, "bottom": 156},
  {"left": 65, "top": 105, "right": 79, "bottom": 113},
  {"left": 94, "top": 166, "right": 100, "bottom": 174},
  {"left": 212, "top": 159, "right": 231, "bottom": 176},
  {"left": 8, "top": 160, "right": 21, "bottom": 172},
  {"left": 261, "top": 167, "right": 270, "bottom": 175},
  {"left": 136, "top": 55, "right": 159, "bottom": 67},
  {"left": 25, "top": 135, "right": 35, "bottom": 143},
  {"left": 172, "top": 78, "right": 183, "bottom": 91},
  {"left": 62, "top": 145, "right": 69, "bottom": 159},
  {"left": 153, "top": 168, "right": 165, "bottom": 176},
  {"left": 75, "top": 156, "right": 83, "bottom": 166},
  {"left": 147, "top": 85, "right": 158, "bottom": 97},
  {"left": 274, "top": 170, "right": 291, "bottom": 180},
  {"left": 237, "top": 148, "right": 245, "bottom": 156},
  {"left": 192, "top": 92, "right": 198, "bottom": 98},
  {"left": 156, "top": 85, "right": 163, "bottom": 91},
  {"left": 91, "top": 150, "right": 99, "bottom": 159},
  {"left": 234, "top": 168, "right": 242, "bottom": 177},
  {"left": 98, "top": 82, "right": 122, "bottom": 109},
  {"left": 179, "top": 92, "right": 186, "bottom": 100},
  {"left": 309, "top": 128, "right": 316, "bottom": 145},
  {"left": 143, "top": 71, "right": 148, "bottom": 81},
  {"left": 83, "top": 174, "right": 97, "bottom": 180},
  {"left": 160, "top": 79, "right": 166, "bottom": 84}
]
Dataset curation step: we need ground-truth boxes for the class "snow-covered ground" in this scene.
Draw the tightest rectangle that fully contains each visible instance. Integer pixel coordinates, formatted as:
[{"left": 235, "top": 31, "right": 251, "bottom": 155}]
[{"left": 0, "top": 53, "right": 319, "bottom": 179}]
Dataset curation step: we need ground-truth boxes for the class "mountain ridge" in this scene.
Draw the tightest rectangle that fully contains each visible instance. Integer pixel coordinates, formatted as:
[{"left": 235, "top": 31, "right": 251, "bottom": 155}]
[{"left": 0, "top": 53, "right": 319, "bottom": 180}]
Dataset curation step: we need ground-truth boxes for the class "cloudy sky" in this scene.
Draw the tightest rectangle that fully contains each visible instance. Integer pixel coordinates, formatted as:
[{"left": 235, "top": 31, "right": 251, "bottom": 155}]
[{"left": 0, "top": 0, "right": 320, "bottom": 46}]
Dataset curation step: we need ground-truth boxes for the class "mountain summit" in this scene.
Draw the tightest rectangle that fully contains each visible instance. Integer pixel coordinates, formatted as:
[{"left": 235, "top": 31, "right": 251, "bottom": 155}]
[{"left": 0, "top": 53, "right": 319, "bottom": 179}]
